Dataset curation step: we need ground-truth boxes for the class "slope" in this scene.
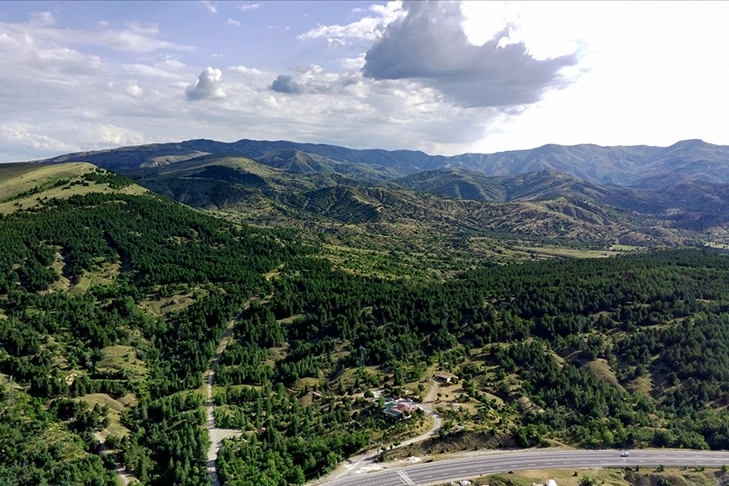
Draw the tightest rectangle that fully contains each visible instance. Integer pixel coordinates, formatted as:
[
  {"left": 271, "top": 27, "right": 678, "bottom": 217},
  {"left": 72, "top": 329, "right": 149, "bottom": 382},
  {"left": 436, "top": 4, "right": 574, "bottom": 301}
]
[
  {"left": 0, "top": 165, "right": 306, "bottom": 485},
  {"left": 0, "top": 162, "right": 147, "bottom": 214},
  {"left": 109, "top": 158, "right": 713, "bottom": 256}
]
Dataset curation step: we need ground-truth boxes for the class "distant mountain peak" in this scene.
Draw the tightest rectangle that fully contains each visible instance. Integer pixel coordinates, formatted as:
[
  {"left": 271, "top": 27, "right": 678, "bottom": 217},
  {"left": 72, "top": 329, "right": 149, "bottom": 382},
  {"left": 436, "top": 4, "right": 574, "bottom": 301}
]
[{"left": 671, "top": 138, "right": 706, "bottom": 145}]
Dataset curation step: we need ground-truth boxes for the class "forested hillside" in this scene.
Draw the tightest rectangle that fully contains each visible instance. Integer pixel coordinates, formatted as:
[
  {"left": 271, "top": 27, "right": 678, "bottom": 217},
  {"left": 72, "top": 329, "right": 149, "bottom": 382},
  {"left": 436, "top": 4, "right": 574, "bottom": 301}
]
[
  {"left": 5, "top": 164, "right": 729, "bottom": 486},
  {"left": 210, "top": 249, "right": 729, "bottom": 484},
  {"left": 0, "top": 171, "right": 305, "bottom": 485}
]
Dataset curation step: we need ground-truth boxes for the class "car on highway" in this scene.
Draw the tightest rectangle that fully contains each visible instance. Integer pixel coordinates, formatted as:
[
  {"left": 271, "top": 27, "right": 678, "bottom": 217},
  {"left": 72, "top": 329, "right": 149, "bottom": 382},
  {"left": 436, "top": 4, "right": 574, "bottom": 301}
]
[{"left": 620, "top": 451, "right": 630, "bottom": 457}]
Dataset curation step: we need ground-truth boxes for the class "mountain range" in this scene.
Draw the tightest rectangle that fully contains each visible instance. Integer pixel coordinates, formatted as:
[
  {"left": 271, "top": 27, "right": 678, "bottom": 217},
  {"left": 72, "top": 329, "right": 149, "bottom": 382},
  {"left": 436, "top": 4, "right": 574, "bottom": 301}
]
[
  {"left": 37, "top": 137, "right": 729, "bottom": 188},
  {"left": 29, "top": 138, "right": 729, "bottom": 250}
]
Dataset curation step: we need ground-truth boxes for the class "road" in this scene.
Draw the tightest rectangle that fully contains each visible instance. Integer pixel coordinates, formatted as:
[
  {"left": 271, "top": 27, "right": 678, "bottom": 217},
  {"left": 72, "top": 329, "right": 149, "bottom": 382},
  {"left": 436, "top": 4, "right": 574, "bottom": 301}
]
[{"left": 322, "top": 449, "right": 729, "bottom": 486}]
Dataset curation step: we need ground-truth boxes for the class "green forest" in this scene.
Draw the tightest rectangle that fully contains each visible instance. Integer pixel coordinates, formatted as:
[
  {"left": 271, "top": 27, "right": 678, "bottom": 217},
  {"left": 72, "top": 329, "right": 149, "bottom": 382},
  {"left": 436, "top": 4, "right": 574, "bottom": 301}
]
[{"left": 3, "top": 173, "right": 729, "bottom": 485}]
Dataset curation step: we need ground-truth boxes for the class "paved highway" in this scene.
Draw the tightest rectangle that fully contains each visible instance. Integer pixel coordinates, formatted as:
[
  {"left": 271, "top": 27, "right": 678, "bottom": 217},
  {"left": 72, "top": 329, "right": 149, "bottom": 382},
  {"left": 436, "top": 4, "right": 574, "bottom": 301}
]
[{"left": 322, "top": 449, "right": 729, "bottom": 486}]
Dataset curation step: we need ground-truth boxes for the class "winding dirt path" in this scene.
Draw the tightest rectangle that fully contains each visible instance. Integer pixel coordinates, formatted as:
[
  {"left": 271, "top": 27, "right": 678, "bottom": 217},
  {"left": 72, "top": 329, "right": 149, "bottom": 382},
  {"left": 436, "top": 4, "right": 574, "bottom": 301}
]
[
  {"left": 205, "top": 307, "right": 246, "bottom": 486},
  {"left": 94, "top": 431, "right": 135, "bottom": 485}
]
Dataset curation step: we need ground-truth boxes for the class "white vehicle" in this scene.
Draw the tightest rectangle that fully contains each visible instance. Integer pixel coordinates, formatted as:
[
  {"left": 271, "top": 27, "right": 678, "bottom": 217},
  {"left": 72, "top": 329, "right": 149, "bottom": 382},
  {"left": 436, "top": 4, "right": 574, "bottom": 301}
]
[{"left": 620, "top": 451, "right": 630, "bottom": 457}]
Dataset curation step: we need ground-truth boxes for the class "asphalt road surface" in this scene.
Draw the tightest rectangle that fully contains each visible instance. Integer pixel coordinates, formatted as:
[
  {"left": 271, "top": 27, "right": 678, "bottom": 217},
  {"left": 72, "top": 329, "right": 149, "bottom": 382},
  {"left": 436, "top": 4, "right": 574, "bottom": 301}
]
[{"left": 322, "top": 449, "right": 729, "bottom": 486}]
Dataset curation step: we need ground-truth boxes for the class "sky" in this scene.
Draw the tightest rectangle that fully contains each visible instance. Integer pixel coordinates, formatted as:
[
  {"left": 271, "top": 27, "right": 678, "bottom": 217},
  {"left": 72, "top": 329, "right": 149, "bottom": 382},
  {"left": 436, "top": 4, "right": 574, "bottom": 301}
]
[{"left": 1, "top": 1, "right": 729, "bottom": 162}]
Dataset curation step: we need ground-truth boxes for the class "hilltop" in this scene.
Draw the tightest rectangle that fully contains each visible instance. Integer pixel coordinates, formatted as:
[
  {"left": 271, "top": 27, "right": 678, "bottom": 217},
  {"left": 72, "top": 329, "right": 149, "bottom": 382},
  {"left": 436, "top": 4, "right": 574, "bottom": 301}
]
[{"left": 0, "top": 162, "right": 147, "bottom": 215}]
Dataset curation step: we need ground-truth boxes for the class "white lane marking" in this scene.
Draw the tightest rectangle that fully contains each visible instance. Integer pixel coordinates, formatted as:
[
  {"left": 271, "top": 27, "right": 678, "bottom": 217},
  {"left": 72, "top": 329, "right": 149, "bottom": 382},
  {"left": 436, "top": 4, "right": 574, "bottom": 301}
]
[{"left": 397, "top": 470, "right": 416, "bottom": 486}]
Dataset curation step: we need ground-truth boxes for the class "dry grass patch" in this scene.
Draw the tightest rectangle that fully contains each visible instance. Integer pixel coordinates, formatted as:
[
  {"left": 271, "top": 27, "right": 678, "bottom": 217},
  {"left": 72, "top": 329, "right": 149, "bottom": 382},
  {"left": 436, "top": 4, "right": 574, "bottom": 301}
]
[
  {"left": 77, "top": 393, "right": 128, "bottom": 412},
  {"left": 67, "top": 260, "right": 121, "bottom": 296},
  {"left": 0, "top": 162, "right": 93, "bottom": 199},
  {"left": 610, "top": 244, "right": 644, "bottom": 251},
  {"left": 432, "top": 382, "right": 466, "bottom": 404},
  {"left": 269, "top": 345, "right": 287, "bottom": 362},
  {"left": 277, "top": 314, "right": 304, "bottom": 325},
  {"left": 627, "top": 375, "right": 654, "bottom": 396},
  {"left": 296, "top": 377, "right": 321, "bottom": 391},
  {"left": 117, "top": 393, "right": 138, "bottom": 408},
  {"left": 479, "top": 390, "right": 505, "bottom": 406},
  {"left": 382, "top": 429, "right": 513, "bottom": 460},
  {"left": 264, "top": 265, "right": 283, "bottom": 281},
  {"left": 472, "top": 467, "right": 725, "bottom": 486},
  {"left": 76, "top": 393, "right": 134, "bottom": 437},
  {"left": 584, "top": 359, "right": 625, "bottom": 393},
  {"left": 140, "top": 288, "right": 205, "bottom": 315},
  {"left": 484, "top": 468, "right": 625, "bottom": 486},
  {"left": 99, "top": 345, "right": 147, "bottom": 380},
  {"left": 43, "top": 250, "right": 72, "bottom": 293},
  {"left": 513, "top": 246, "right": 621, "bottom": 259}
]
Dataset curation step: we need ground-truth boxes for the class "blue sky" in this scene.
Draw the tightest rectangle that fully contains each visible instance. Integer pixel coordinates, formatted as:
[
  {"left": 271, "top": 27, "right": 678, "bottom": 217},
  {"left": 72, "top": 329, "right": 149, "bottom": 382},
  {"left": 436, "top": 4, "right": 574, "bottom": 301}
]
[{"left": 2, "top": 1, "right": 729, "bottom": 162}]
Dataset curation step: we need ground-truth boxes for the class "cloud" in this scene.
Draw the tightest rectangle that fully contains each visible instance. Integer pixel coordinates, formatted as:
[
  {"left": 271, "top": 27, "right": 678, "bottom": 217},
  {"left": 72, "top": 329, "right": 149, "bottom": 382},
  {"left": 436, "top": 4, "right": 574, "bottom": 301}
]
[
  {"left": 30, "top": 11, "right": 56, "bottom": 27},
  {"left": 298, "top": 1, "right": 404, "bottom": 43},
  {"left": 239, "top": 4, "right": 261, "bottom": 12},
  {"left": 267, "top": 66, "right": 362, "bottom": 96},
  {"left": 1, "top": 120, "right": 146, "bottom": 161},
  {"left": 339, "top": 55, "right": 366, "bottom": 70},
  {"left": 124, "top": 21, "right": 159, "bottom": 36},
  {"left": 229, "top": 65, "right": 266, "bottom": 76},
  {"left": 186, "top": 67, "right": 226, "bottom": 100},
  {"left": 362, "top": 1, "right": 578, "bottom": 108},
  {"left": 125, "top": 84, "right": 144, "bottom": 97},
  {"left": 3, "top": 15, "right": 192, "bottom": 54},
  {"left": 269, "top": 75, "right": 305, "bottom": 94},
  {"left": 1, "top": 122, "right": 79, "bottom": 156},
  {"left": 245, "top": 67, "right": 497, "bottom": 154},
  {"left": 227, "top": 19, "right": 241, "bottom": 27},
  {"left": 201, "top": 1, "right": 217, "bottom": 14}
]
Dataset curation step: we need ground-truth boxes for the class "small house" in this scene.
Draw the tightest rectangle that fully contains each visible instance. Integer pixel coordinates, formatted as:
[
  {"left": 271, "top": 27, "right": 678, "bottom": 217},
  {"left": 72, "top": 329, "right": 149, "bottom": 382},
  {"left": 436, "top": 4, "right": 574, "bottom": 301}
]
[{"left": 383, "top": 401, "right": 418, "bottom": 419}]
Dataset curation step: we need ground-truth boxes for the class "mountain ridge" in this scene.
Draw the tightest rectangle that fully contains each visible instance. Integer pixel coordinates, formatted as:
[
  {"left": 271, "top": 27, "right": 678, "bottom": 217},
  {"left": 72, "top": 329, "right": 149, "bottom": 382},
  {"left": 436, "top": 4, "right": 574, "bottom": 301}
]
[{"left": 32, "top": 137, "right": 729, "bottom": 188}]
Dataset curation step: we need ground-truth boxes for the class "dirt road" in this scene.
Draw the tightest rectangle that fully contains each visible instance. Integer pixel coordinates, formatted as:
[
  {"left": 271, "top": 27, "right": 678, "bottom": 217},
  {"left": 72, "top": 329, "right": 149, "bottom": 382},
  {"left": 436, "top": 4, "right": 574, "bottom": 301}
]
[{"left": 205, "top": 309, "right": 245, "bottom": 486}]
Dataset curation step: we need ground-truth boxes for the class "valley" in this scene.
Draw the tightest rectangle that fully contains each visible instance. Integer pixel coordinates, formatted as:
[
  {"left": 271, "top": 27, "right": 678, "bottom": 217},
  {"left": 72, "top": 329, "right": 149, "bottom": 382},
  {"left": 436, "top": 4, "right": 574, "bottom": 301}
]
[
  {"left": 3, "top": 139, "right": 729, "bottom": 486},
  {"left": 37, "top": 140, "right": 729, "bottom": 279}
]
